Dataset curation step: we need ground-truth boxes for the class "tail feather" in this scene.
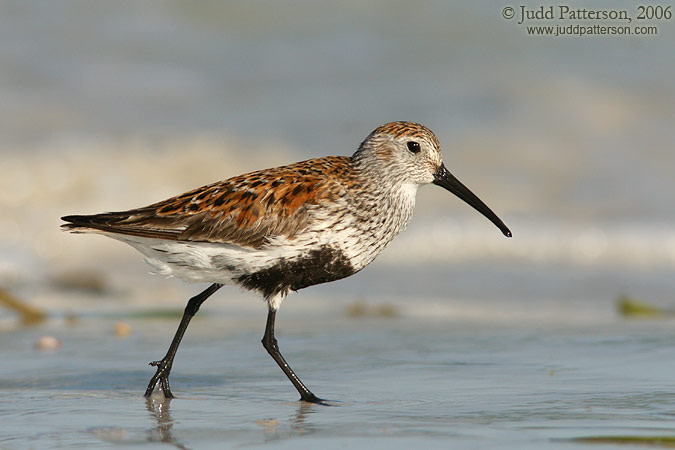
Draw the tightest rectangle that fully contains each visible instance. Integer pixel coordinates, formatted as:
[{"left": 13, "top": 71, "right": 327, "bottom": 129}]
[
  {"left": 60, "top": 212, "right": 180, "bottom": 239},
  {"left": 61, "top": 212, "right": 131, "bottom": 233},
  {"left": 61, "top": 214, "right": 103, "bottom": 226}
]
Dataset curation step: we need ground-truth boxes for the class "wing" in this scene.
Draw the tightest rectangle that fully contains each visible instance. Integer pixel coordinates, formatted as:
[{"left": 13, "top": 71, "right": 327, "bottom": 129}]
[{"left": 62, "top": 156, "right": 354, "bottom": 249}]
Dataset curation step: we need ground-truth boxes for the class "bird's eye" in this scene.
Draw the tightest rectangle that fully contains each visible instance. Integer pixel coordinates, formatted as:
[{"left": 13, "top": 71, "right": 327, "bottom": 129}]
[{"left": 407, "top": 141, "right": 421, "bottom": 154}]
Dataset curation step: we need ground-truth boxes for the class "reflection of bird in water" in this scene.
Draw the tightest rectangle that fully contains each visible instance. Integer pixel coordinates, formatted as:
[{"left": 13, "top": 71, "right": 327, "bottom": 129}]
[{"left": 145, "top": 397, "right": 190, "bottom": 450}]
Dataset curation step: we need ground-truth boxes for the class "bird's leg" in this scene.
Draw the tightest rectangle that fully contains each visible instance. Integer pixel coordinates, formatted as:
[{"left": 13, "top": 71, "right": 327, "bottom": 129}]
[
  {"left": 145, "top": 283, "right": 223, "bottom": 398},
  {"left": 261, "top": 306, "right": 324, "bottom": 404}
]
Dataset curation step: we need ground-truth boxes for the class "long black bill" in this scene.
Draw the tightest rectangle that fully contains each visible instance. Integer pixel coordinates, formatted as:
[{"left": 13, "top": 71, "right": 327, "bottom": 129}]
[{"left": 433, "top": 163, "right": 512, "bottom": 238}]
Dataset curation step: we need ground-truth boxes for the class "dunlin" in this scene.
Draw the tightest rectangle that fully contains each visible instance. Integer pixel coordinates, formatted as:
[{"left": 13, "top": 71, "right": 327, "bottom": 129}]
[{"left": 62, "top": 121, "right": 511, "bottom": 403}]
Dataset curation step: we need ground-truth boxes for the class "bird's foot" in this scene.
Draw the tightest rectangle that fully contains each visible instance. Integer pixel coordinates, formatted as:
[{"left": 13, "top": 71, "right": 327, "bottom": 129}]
[
  {"left": 300, "top": 393, "right": 338, "bottom": 406},
  {"left": 144, "top": 359, "right": 174, "bottom": 398}
]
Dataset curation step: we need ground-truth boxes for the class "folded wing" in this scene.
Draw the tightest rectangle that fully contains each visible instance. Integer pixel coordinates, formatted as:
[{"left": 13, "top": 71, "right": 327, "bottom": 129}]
[{"left": 62, "top": 156, "right": 352, "bottom": 249}]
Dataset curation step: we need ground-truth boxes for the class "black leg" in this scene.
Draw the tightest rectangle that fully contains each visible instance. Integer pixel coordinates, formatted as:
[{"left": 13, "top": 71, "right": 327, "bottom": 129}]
[
  {"left": 261, "top": 306, "right": 324, "bottom": 404},
  {"left": 144, "top": 283, "right": 223, "bottom": 398}
]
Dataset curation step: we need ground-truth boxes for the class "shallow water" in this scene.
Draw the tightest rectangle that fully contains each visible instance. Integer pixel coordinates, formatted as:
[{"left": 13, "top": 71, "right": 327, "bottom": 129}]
[
  {"left": 2, "top": 284, "right": 675, "bottom": 449},
  {"left": 0, "top": 260, "right": 675, "bottom": 449}
]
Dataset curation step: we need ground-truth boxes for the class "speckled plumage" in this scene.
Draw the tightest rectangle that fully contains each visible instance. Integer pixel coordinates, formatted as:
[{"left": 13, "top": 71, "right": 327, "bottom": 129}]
[
  {"left": 62, "top": 122, "right": 446, "bottom": 304},
  {"left": 62, "top": 121, "right": 511, "bottom": 402}
]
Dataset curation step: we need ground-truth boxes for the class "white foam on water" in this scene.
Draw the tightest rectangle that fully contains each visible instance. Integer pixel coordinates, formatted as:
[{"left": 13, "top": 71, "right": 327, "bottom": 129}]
[{"left": 384, "top": 217, "right": 675, "bottom": 270}]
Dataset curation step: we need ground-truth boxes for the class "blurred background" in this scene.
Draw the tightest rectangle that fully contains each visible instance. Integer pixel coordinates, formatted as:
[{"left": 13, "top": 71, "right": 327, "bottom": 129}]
[
  {"left": 1, "top": 1, "right": 675, "bottom": 447},
  {"left": 1, "top": 0, "right": 673, "bottom": 319}
]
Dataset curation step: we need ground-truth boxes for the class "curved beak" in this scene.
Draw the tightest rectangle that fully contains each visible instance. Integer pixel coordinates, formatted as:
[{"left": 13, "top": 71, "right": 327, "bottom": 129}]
[{"left": 433, "top": 163, "right": 512, "bottom": 238}]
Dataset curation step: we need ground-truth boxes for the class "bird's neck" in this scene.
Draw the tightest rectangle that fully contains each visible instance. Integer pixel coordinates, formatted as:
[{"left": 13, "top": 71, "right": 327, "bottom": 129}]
[
  {"left": 337, "top": 163, "right": 417, "bottom": 271},
  {"left": 351, "top": 155, "right": 418, "bottom": 223}
]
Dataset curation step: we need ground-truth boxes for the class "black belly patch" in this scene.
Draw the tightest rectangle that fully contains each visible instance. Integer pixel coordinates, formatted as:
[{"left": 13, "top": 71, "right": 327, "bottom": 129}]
[{"left": 236, "top": 246, "right": 356, "bottom": 300}]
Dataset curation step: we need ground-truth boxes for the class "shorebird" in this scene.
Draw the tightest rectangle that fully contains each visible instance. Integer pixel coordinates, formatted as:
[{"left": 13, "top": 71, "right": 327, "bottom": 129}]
[{"left": 62, "top": 121, "right": 511, "bottom": 403}]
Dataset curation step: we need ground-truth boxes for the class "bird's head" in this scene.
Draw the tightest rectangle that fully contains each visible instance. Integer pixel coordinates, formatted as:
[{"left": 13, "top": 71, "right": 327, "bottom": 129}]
[{"left": 354, "top": 121, "right": 511, "bottom": 238}]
